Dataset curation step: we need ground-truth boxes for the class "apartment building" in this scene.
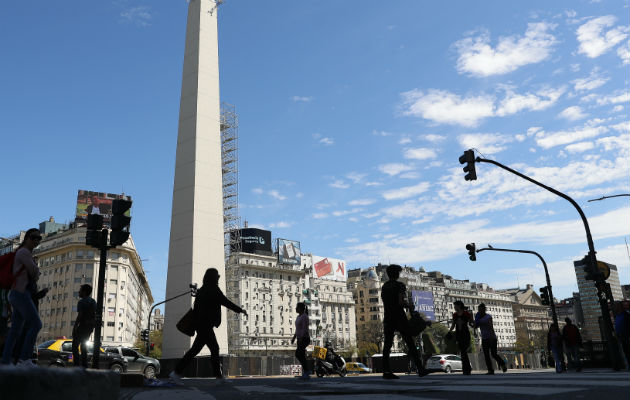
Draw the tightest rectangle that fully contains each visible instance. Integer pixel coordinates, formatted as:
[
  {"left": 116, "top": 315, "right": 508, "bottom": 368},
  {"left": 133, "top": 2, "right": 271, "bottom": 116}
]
[{"left": 7, "top": 219, "right": 153, "bottom": 347}]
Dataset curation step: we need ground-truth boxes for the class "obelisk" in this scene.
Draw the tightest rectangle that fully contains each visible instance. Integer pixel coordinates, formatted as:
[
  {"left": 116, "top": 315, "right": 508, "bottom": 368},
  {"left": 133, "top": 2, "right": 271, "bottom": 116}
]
[{"left": 162, "top": 0, "right": 226, "bottom": 359}]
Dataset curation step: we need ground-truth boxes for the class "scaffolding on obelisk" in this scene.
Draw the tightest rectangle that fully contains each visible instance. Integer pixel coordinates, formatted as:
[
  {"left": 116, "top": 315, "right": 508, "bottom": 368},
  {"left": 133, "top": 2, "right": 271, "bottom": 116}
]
[{"left": 162, "top": 0, "right": 227, "bottom": 359}]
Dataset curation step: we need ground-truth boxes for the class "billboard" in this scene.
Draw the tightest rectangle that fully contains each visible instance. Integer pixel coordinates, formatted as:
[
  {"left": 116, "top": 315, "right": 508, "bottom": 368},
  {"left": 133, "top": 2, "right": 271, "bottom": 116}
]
[
  {"left": 75, "top": 190, "right": 131, "bottom": 227},
  {"left": 312, "top": 256, "right": 347, "bottom": 282},
  {"left": 238, "top": 228, "right": 272, "bottom": 255},
  {"left": 411, "top": 290, "right": 435, "bottom": 321},
  {"left": 278, "top": 239, "right": 301, "bottom": 265}
]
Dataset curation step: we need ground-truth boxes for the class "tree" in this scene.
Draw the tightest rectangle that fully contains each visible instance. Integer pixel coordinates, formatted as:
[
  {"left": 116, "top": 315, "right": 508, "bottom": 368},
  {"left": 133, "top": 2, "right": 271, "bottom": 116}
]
[
  {"left": 133, "top": 328, "right": 163, "bottom": 359},
  {"left": 357, "top": 320, "right": 384, "bottom": 352},
  {"left": 425, "top": 322, "right": 449, "bottom": 353},
  {"left": 357, "top": 342, "right": 379, "bottom": 358}
]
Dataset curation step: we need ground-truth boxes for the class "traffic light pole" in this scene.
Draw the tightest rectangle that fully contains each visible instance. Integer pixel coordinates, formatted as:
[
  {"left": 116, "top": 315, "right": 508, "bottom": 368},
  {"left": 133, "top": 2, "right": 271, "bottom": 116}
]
[
  {"left": 91, "top": 228, "right": 109, "bottom": 369},
  {"left": 475, "top": 156, "right": 623, "bottom": 370},
  {"left": 476, "top": 246, "right": 558, "bottom": 328},
  {"left": 145, "top": 286, "right": 197, "bottom": 356}
]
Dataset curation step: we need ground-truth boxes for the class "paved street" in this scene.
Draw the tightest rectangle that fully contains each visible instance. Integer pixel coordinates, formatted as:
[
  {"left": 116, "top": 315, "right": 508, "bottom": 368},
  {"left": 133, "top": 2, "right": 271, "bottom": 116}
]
[{"left": 120, "top": 369, "right": 630, "bottom": 400}]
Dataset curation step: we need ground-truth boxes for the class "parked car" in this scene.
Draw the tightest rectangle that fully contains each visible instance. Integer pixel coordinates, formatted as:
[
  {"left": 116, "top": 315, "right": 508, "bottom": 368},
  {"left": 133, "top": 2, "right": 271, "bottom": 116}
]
[
  {"left": 36, "top": 339, "right": 127, "bottom": 372},
  {"left": 346, "top": 362, "right": 372, "bottom": 374},
  {"left": 426, "top": 354, "right": 463, "bottom": 373},
  {"left": 105, "top": 346, "right": 160, "bottom": 378}
]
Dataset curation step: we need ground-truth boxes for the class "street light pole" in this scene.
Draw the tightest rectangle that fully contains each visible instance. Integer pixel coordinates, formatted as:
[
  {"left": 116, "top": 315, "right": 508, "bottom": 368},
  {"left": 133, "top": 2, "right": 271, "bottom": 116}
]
[
  {"left": 471, "top": 155, "right": 623, "bottom": 370},
  {"left": 475, "top": 246, "right": 558, "bottom": 328}
]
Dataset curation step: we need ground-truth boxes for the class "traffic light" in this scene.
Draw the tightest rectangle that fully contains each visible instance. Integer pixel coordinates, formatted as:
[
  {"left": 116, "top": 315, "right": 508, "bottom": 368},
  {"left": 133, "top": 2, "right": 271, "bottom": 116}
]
[
  {"left": 110, "top": 199, "right": 132, "bottom": 247},
  {"left": 539, "top": 286, "right": 550, "bottom": 306},
  {"left": 580, "top": 254, "right": 601, "bottom": 281},
  {"left": 141, "top": 329, "right": 149, "bottom": 342},
  {"left": 459, "top": 149, "right": 477, "bottom": 181},
  {"left": 86, "top": 214, "right": 104, "bottom": 248},
  {"left": 466, "top": 243, "right": 476, "bottom": 261},
  {"left": 150, "top": 343, "right": 155, "bottom": 351}
]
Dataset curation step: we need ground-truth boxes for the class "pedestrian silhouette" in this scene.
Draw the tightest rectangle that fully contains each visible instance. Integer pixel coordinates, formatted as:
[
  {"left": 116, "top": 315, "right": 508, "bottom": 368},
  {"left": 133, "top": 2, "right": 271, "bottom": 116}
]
[
  {"left": 380, "top": 264, "right": 428, "bottom": 379},
  {"left": 1, "top": 228, "right": 43, "bottom": 367},
  {"left": 72, "top": 284, "right": 96, "bottom": 368},
  {"left": 291, "top": 302, "right": 310, "bottom": 380},
  {"left": 448, "top": 300, "right": 473, "bottom": 375},
  {"left": 169, "top": 268, "right": 246, "bottom": 383},
  {"left": 474, "top": 303, "right": 507, "bottom": 374},
  {"left": 547, "top": 322, "right": 564, "bottom": 373},
  {"left": 562, "top": 317, "right": 582, "bottom": 372}
]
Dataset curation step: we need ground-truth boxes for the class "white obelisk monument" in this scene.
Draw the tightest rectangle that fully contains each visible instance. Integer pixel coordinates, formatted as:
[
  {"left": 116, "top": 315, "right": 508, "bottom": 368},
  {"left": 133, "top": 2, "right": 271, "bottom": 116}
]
[{"left": 162, "top": 0, "right": 226, "bottom": 359}]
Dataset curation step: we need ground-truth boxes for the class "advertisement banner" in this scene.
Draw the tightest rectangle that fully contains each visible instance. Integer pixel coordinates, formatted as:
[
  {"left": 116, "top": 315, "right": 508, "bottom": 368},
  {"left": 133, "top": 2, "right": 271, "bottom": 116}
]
[
  {"left": 278, "top": 239, "right": 301, "bottom": 265},
  {"left": 75, "top": 190, "right": 131, "bottom": 227},
  {"left": 312, "top": 255, "right": 347, "bottom": 282},
  {"left": 238, "top": 228, "right": 272, "bottom": 254},
  {"left": 411, "top": 290, "right": 435, "bottom": 321}
]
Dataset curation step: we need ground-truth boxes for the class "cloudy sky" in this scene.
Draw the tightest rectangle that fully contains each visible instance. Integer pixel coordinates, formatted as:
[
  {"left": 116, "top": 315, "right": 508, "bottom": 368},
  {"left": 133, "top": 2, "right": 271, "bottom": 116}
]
[{"left": 1, "top": 0, "right": 628, "bottom": 303}]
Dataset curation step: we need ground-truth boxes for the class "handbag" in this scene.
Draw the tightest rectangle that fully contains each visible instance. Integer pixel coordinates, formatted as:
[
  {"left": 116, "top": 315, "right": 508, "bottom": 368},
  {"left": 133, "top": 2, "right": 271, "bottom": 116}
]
[{"left": 176, "top": 308, "right": 196, "bottom": 336}]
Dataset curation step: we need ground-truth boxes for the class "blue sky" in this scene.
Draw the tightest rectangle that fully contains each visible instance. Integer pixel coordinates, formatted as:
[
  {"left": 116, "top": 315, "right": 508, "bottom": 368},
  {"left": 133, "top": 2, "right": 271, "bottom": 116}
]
[{"left": 1, "top": 0, "right": 628, "bottom": 303}]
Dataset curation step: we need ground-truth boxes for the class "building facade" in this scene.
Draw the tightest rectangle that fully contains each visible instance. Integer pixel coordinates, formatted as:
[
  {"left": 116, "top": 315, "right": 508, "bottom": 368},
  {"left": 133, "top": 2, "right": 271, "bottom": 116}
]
[
  {"left": 225, "top": 251, "right": 356, "bottom": 355},
  {"left": 498, "top": 285, "right": 551, "bottom": 348},
  {"left": 349, "top": 265, "right": 517, "bottom": 351},
  {"left": 555, "top": 292, "right": 584, "bottom": 327},
  {"left": 30, "top": 223, "right": 153, "bottom": 347}
]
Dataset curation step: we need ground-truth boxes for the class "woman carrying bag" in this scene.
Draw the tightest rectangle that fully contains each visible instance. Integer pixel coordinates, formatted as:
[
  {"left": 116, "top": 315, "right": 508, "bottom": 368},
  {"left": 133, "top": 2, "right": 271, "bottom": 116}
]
[{"left": 169, "top": 268, "right": 247, "bottom": 383}]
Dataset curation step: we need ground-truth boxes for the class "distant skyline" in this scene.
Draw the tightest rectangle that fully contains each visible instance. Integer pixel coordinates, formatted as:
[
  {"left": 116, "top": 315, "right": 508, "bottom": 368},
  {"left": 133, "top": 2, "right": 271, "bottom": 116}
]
[{"left": 1, "top": 0, "right": 628, "bottom": 304}]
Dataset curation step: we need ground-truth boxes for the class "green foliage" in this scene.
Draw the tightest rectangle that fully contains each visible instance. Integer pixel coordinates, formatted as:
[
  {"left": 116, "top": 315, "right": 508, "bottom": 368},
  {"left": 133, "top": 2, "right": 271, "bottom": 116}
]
[
  {"left": 425, "top": 322, "right": 449, "bottom": 353},
  {"left": 133, "top": 329, "right": 163, "bottom": 359},
  {"left": 358, "top": 342, "right": 379, "bottom": 357}
]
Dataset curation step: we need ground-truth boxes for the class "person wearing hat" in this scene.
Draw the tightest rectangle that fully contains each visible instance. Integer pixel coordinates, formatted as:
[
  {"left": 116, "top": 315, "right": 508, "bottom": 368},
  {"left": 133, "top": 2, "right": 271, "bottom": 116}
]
[
  {"left": 169, "top": 268, "right": 247, "bottom": 383},
  {"left": 380, "top": 264, "right": 428, "bottom": 379}
]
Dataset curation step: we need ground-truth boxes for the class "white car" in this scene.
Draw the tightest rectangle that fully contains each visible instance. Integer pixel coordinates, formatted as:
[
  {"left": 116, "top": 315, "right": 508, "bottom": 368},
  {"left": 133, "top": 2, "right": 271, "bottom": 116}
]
[{"left": 426, "top": 354, "right": 463, "bottom": 373}]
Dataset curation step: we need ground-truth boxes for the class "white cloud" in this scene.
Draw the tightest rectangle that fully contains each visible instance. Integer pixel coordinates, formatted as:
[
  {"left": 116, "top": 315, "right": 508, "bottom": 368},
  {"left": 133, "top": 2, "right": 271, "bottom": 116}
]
[
  {"left": 576, "top": 16, "right": 629, "bottom": 58},
  {"left": 268, "top": 190, "right": 287, "bottom": 200},
  {"left": 345, "top": 238, "right": 360, "bottom": 243},
  {"left": 349, "top": 199, "right": 376, "bottom": 206},
  {"left": 312, "top": 212, "right": 328, "bottom": 219},
  {"left": 402, "top": 89, "right": 494, "bottom": 127},
  {"left": 120, "top": 6, "right": 152, "bottom": 27},
  {"left": 595, "top": 91, "right": 630, "bottom": 106},
  {"left": 618, "top": 40, "right": 630, "bottom": 64},
  {"left": 423, "top": 134, "right": 447, "bottom": 143},
  {"left": 346, "top": 172, "right": 366, "bottom": 184},
  {"left": 572, "top": 68, "right": 609, "bottom": 92},
  {"left": 457, "top": 133, "right": 514, "bottom": 154},
  {"left": 382, "top": 182, "right": 430, "bottom": 200},
  {"left": 534, "top": 123, "right": 608, "bottom": 149},
  {"left": 319, "top": 137, "right": 334, "bottom": 145},
  {"left": 558, "top": 106, "right": 587, "bottom": 121},
  {"left": 372, "top": 130, "right": 392, "bottom": 136},
  {"left": 454, "top": 22, "right": 557, "bottom": 77},
  {"left": 399, "top": 171, "right": 421, "bottom": 179},
  {"left": 330, "top": 180, "right": 350, "bottom": 189},
  {"left": 612, "top": 105, "right": 624, "bottom": 113},
  {"left": 565, "top": 141, "right": 594, "bottom": 153},
  {"left": 291, "top": 96, "right": 313, "bottom": 102},
  {"left": 378, "top": 163, "right": 415, "bottom": 176},
  {"left": 399, "top": 136, "right": 412, "bottom": 145},
  {"left": 495, "top": 86, "right": 565, "bottom": 116},
  {"left": 332, "top": 208, "right": 362, "bottom": 217},
  {"left": 269, "top": 221, "right": 292, "bottom": 228},
  {"left": 403, "top": 86, "right": 564, "bottom": 127},
  {"left": 252, "top": 188, "right": 264, "bottom": 195},
  {"left": 403, "top": 147, "right": 438, "bottom": 160},
  {"left": 341, "top": 206, "right": 630, "bottom": 265}
]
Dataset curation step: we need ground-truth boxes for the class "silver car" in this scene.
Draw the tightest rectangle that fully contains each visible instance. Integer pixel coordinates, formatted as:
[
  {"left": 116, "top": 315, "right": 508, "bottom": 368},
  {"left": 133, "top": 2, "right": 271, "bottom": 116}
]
[{"left": 426, "top": 354, "right": 463, "bottom": 373}]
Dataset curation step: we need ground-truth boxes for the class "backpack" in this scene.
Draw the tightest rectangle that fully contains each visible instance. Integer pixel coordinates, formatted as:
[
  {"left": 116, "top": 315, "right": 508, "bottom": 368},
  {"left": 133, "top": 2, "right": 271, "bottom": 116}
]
[{"left": 0, "top": 251, "right": 23, "bottom": 290}]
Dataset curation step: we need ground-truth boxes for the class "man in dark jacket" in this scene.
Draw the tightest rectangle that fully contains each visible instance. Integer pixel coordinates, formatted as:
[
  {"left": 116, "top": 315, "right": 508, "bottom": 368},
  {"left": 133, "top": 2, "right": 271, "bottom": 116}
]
[
  {"left": 381, "top": 264, "right": 427, "bottom": 379},
  {"left": 562, "top": 318, "right": 582, "bottom": 372},
  {"left": 169, "top": 268, "right": 246, "bottom": 383}
]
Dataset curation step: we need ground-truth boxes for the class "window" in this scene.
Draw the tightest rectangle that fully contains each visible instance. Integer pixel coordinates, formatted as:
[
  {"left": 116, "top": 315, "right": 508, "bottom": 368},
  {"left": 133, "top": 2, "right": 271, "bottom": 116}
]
[
  {"left": 76, "top": 250, "right": 84, "bottom": 259},
  {"left": 87, "top": 250, "right": 95, "bottom": 258},
  {"left": 107, "top": 322, "right": 115, "bottom": 327},
  {"left": 110, "top": 279, "right": 118, "bottom": 285},
  {"left": 74, "top": 278, "right": 82, "bottom": 283},
  {"left": 75, "top": 264, "right": 83, "bottom": 271}
]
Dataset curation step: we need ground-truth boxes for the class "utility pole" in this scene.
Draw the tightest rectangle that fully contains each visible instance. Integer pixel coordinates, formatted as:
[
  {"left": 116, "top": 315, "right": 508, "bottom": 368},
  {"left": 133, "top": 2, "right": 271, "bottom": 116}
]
[{"left": 459, "top": 150, "right": 624, "bottom": 370}]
